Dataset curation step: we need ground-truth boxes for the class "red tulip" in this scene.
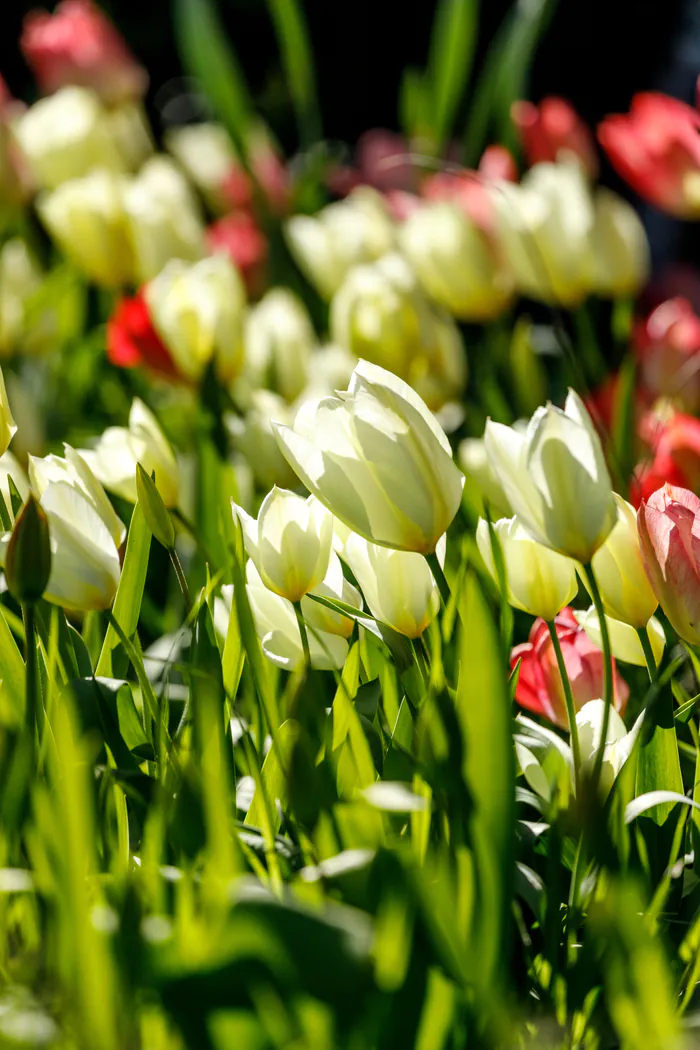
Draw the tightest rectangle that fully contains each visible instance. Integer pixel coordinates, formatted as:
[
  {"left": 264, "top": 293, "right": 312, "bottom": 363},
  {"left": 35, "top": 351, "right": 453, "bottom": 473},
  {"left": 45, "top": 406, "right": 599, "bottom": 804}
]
[
  {"left": 107, "top": 292, "right": 177, "bottom": 378},
  {"left": 206, "top": 212, "right": 268, "bottom": 298},
  {"left": 637, "top": 484, "right": 700, "bottom": 645},
  {"left": 218, "top": 137, "right": 290, "bottom": 216},
  {"left": 21, "top": 0, "right": 147, "bottom": 104},
  {"left": 635, "top": 298, "right": 700, "bottom": 411},
  {"left": 511, "top": 97, "right": 598, "bottom": 177},
  {"left": 511, "top": 607, "right": 628, "bottom": 728},
  {"left": 633, "top": 410, "right": 700, "bottom": 506},
  {"left": 598, "top": 93, "right": 700, "bottom": 218}
]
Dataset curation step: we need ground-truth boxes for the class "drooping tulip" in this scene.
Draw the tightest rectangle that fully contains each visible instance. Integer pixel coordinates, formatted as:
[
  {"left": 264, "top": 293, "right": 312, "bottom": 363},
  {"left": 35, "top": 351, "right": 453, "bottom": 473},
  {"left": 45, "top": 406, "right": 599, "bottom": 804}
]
[
  {"left": 511, "top": 608, "right": 628, "bottom": 729},
  {"left": 476, "top": 516, "right": 578, "bottom": 621},
  {"left": 587, "top": 494, "right": 658, "bottom": 628},
  {"left": 273, "top": 359, "right": 465, "bottom": 554},
  {"left": 485, "top": 389, "right": 617, "bottom": 562},
  {"left": 233, "top": 487, "right": 333, "bottom": 603},
  {"left": 637, "top": 484, "right": 700, "bottom": 646}
]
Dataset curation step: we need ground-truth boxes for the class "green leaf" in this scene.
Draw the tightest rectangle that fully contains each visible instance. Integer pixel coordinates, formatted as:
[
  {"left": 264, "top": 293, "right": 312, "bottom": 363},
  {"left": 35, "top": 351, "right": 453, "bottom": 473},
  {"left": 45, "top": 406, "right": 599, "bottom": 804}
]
[
  {"left": 246, "top": 718, "right": 301, "bottom": 832},
  {"left": 0, "top": 605, "right": 26, "bottom": 726},
  {"left": 68, "top": 677, "right": 152, "bottom": 769},
  {"left": 136, "top": 464, "right": 175, "bottom": 550},
  {"left": 96, "top": 501, "right": 151, "bottom": 679},
  {"left": 635, "top": 680, "right": 683, "bottom": 826},
  {"left": 265, "top": 0, "right": 320, "bottom": 145},
  {"left": 426, "top": 0, "right": 478, "bottom": 150}
]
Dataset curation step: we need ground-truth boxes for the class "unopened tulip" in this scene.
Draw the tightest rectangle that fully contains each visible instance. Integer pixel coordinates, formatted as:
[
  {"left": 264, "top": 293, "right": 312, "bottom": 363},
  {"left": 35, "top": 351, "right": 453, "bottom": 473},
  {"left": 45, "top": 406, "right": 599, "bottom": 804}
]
[
  {"left": 286, "top": 188, "right": 394, "bottom": 299},
  {"left": 574, "top": 606, "right": 666, "bottom": 667},
  {"left": 233, "top": 487, "right": 332, "bottom": 603},
  {"left": 637, "top": 484, "right": 700, "bottom": 645},
  {"left": 511, "top": 97, "right": 598, "bottom": 178},
  {"left": 273, "top": 359, "right": 465, "bottom": 553},
  {"left": 588, "top": 494, "right": 658, "bottom": 627},
  {"left": 20, "top": 0, "right": 147, "bottom": 104},
  {"left": 14, "top": 86, "right": 125, "bottom": 189},
  {"left": 598, "top": 93, "right": 700, "bottom": 219},
  {"left": 485, "top": 389, "right": 616, "bottom": 562},
  {"left": 37, "top": 169, "right": 134, "bottom": 287},
  {"left": 635, "top": 298, "right": 700, "bottom": 412},
  {"left": 245, "top": 289, "right": 315, "bottom": 402},
  {"left": 476, "top": 516, "right": 578, "bottom": 621},
  {"left": 399, "top": 200, "right": 512, "bottom": 321},
  {"left": 591, "top": 188, "right": 650, "bottom": 299},
  {"left": 29, "top": 445, "right": 125, "bottom": 549},
  {"left": 145, "top": 254, "right": 245, "bottom": 384},
  {"left": 511, "top": 608, "right": 628, "bottom": 728},
  {"left": 0, "top": 368, "right": 17, "bottom": 458},
  {"left": 342, "top": 531, "right": 442, "bottom": 638},
  {"left": 0, "top": 240, "right": 42, "bottom": 356},
  {"left": 490, "top": 161, "right": 595, "bottom": 306},
  {"left": 123, "top": 157, "right": 205, "bottom": 283},
  {"left": 79, "top": 398, "right": 179, "bottom": 507}
]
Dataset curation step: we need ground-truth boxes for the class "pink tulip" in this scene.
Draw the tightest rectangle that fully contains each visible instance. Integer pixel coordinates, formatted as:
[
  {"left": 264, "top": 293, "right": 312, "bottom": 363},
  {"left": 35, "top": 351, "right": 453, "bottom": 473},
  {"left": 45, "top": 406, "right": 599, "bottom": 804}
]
[
  {"left": 638, "top": 484, "right": 700, "bottom": 644},
  {"left": 511, "top": 608, "right": 628, "bottom": 729},
  {"left": 21, "top": 0, "right": 147, "bottom": 104},
  {"left": 635, "top": 298, "right": 700, "bottom": 411},
  {"left": 512, "top": 96, "right": 598, "bottom": 178}
]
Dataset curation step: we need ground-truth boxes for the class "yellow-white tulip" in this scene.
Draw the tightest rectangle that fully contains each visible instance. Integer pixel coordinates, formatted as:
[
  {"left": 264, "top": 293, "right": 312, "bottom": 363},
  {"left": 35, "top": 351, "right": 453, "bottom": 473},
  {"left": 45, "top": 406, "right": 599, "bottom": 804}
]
[
  {"left": 285, "top": 188, "right": 394, "bottom": 300},
  {"left": 165, "top": 122, "right": 237, "bottom": 212},
  {"left": 244, "top": 288, "right": 315, "bottom": 402},
  {"left": 587, "top": 494, "right": 658, "bottom": 628},
  {"left": 13, "top": 86, "right": 126, "bottom": 190},
  {"left": 576, "top": 699, "right": 637, "bottom": 797},
  {"left": 342, "top": 531, "right": 442, "bottom": 638},
  {"left": 476, "top": 516, "right": 578, "bottom": 621},
  {"left": 79, "top": 398, "right": 179, "bottom": 508},
  {"left": 123, "top": 157, "right": 205, "bottom": 283},
  {"left": 145, "top": 254, "right": 245, "bottom": 384},
  {"left": 399, "top": 200, "right": 513, "bottom": 321},
  {"left": 485, "top": 389, "right": 616, "bottom": 562},
  {"left": 301, "top": 550, "right": 361, "bottom": 639},
  {"left": 228, "top": 391, "right": 299, "bottom": 490},
  {"left": 0, "top": 368, "right": 17, "bottom": 459},
  {"left": 0, "top": 450, "right": 29, "bottom": 515},
  {"left": 574, "top": 606, "right": 666, "bottom": 668},
  {"left": 273, "top": 360, "right": 465, "bottom": 554},
  {"left": 28, "top": 446, "right": 126, "bottom": 550},
  {"left": 233, "top": 487, "right": 332, "bottom": 603},
  {"left": 490, "top": 161, "right": 595, "bottom": 306},
  {"left": 591, "top": 188, "right": 650, "bottom": 299},
  {"left": 458, "top": 436, "right": 513, "bottom": 518},
  {"left": 37, "top": 169, "right": 135, "bottom": 288},
  {"left": 0, "top": 240, "right": 42, "bottom": 356}
]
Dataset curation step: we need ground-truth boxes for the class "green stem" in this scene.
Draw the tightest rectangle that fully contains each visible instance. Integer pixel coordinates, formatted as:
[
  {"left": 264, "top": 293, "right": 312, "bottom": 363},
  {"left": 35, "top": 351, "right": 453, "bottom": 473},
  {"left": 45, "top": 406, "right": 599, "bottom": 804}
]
[
  {"left": 169, "top": 547, "right": 192, "bottom": 613},
  {"left": 426, "top": 551, "right": 450, "bottom": 606},
  {"left": 22, "top": 602, "right": 38, "bottom": 747},
  {"left": 636, "top": 625, "right": 657, "bottom": 681},
  {"left": 293, "top": 602, "right": 311, "bottom": 669},
  {"left": 582, "top": 563, "right": 613, "bottom": 792},
  {"left": 172, "top": 506, "right": 216, "bottom": 567},
  {"left": 547, "top": 620, "right": 581, "bottom": 789}
]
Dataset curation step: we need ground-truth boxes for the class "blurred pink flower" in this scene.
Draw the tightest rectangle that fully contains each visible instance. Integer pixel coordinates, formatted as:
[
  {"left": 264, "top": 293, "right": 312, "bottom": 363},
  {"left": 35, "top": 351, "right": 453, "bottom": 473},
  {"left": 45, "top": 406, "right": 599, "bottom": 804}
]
[{"left": 512, "top": 96, "right": 598, "bottom": 177}]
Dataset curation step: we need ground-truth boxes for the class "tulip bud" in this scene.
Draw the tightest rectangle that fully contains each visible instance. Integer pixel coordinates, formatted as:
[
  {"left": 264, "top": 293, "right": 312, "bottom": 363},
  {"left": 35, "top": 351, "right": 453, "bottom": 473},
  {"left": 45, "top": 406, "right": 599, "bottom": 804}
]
[
  {"left": 285, "top": 187, "right": 394, "bottom": 299},
  {"left": 489, "top": 161, "right": 595, "bottom": 306},
  {"left": 145, "top": 254, "right": 245, "bottom": 384},
  {"left": 637, "top": 483, "right": 700, "bottom": 645},
  {"left": 399, "top": 200, "right": 512, "bottom": 321},
  {"left": 14, "top": 85, "right": 126, "bottom": 190},
  {"left": 485, "top": 389, "right": 616, "bottom": 562},
  {"left": 79, "top": 398, "right": 180, "bottom": 508},
  {"left": 476, "top": 515, "right": 578, "bottom": 621},
  {"left": 0, "top": 240, "right": 43, "bottom": 357},
  {"left": 233, "top": 487, "right": 333, "bottom": 603},
  {"left": 4, "top": 494, "right": 51, "bottom": 603},
  {"left": 342, "top": 530, "right": 442, "bottom": 638},
  {"left": 37, "top": 169, "right": 134, "bottom": 288},
  {"left": 136, "top": 464, "right": 175, "bottom": 550},
  {"left": 122, "top": 157, "right": 205, "bottom": 283},
  {"left": 244, "top": 289, "right": 315, "bottom": 402},
  {"left": 273, "top": 359, "right": 465, "bottom": 554},
  {"left": 0, "top": 367, "right": 17, "bottom": 458},
  {"left": 591, "top": 188, "right": 650, "bottom": 299},
  {"left": 574, "top": 606, "right": 666, "bottom": 667},
  {"left": 588, "top": 494, "right": 658, "bottom": 627}
]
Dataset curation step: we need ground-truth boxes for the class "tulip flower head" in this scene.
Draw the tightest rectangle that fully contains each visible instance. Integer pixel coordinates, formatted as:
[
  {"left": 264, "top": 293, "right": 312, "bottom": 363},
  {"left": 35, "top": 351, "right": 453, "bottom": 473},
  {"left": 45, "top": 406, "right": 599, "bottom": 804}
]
[
  {"left": 244, "top": 288, "right": 315, "bottom": 402},
  {"left": 588, "top": 494, "right": 658, "bottom": 628},
  {"left": 591, "top": 188, "right": 650, "bottom": 299},
  {"left": 485, "top": 389, "right": 616, "bottom": 563},
  {"left": 637, "top": 484, "right": 700, "bottom": 646},
  {"left": 476, "top": 516, "right": 578, "bottom": 621},
  {"left": 511, "top": 97, "right": 598, "bottom": 178},
  {"left": 636, "top": 298, "right": 700, "bottom": 412},
  {"left": 234, "top": 487, "right": 333, "bottom": 603},
  {"left": 273, "top": 360, "right": 465, "bottom": 554},
  {"left": 574, "top": 606, "right": 666, "bottom": 668},
  {"left": 511, "top": 608, "right": 629, "bottom": 729},
  {"left": 106, "top": 291, "right": 177, "bottom": 377}
]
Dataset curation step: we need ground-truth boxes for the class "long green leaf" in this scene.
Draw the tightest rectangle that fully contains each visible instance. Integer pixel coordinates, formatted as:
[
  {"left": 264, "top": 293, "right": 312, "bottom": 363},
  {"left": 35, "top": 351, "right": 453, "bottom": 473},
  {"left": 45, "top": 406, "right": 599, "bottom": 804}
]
[
  {"left": 0, "top": 605, "right": 26, "bottom": 726},
  {"left": 426, "top": 0, "right": 477, "bottom": 150},
  {"left": 96, "top": 503, "right": 151, "bottom": 679},
  {"left": 265, "top": 0, "right": 320, "bottom": 146}
]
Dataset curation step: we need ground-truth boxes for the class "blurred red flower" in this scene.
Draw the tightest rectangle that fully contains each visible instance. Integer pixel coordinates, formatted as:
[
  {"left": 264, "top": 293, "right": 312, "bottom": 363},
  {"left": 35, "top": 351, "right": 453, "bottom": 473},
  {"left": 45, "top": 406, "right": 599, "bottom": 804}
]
[
  {"left": 633, "top": 409, "right": 700, "bottom": 505},
  {"left": 512, "top": 96, "right": 598, "bottom": 177},
  {"left": 598, "top": 93, "right": 700, "bottom": 218},
  {"left": 511, "top": 608, "right": 628, "bottom": 729},
  {"left": 107, "top": 292, "right": 177, "bottom": 378},
  {"left": 635, "top": 298, "right": 700, "bottom": 412},
  {"left": 206, "top": 212, "right": 268, "bottom": 298}
]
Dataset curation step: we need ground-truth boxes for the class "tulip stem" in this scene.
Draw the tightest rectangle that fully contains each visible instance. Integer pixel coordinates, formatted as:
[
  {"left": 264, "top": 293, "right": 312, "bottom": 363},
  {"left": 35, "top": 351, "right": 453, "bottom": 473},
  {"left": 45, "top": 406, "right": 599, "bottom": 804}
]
[
  {"left": 547, "top": 620, "right": 581, "bottom": 788},
  {"left": 293, "top": 602, "right": 311, "bottom": 669},
  {"left": 582, "top": 563, "right": 614, "bottom": 791},
  {"left": 22, "top": 602, "right": 38, "bottom": 748},
  {"left": 636, "top": 626, "right": 657, "bottom": 681},
  {"left": 426, "top": 552, "right": 450, "bottom": 607},
  {"left": 169, "top": 547, "right": 192, "bottom": 613}
]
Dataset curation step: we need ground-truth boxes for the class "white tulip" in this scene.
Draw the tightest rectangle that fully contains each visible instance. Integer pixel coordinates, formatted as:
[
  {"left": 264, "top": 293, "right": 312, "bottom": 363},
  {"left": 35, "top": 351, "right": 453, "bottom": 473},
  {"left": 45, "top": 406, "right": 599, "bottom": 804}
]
[
  {"left": 0, "top": 240, "right": 43, "bottom": 356},
  {"left": 233, "top": 487, "right": 333, "bottom": 603},
  {"left": 228, "top": 391, "right": 299, "bottom": 490},
  {"left": 273, "top": 359, "right": 465, "bottom": 554},
  {"left": 476, "top": 516, "right": 578, "bottom": 621},
  {"left": 485, "top": 389, "right": 616, "bottom": 562},
  {"left": 165, "top": 122, "right": 236, "bottom": 211},
  {"left": 301, "top": 551, "right": 362, "bottom": 639},
  {"left": 79, "top": 398, "right": 180, "bottom": 508},
  {"left": 588, "top": 494, "right": 658, "bottom": 628},
  {"left": 592, "top": 188, "right": 650, "bottom": 299},
  {"left": 574, "top": 606, "right": 666, "bottom": 668},
  {"left": 244, "top": 288, "right": 315, "bottom": 401}
]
